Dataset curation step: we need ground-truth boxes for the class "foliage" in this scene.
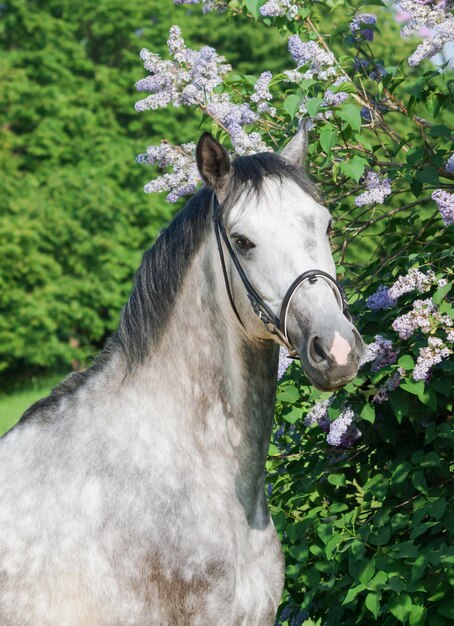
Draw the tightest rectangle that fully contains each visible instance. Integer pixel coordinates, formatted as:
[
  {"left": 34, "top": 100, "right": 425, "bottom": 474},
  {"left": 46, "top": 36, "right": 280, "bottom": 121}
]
[
  {"left": 131, "top": 0, "right": 453, "bottom": 624},
  {"left": 0, "top": 0, "right": 287, "bottom": 380},
  {"left": 269, "top": 251, "right": 453, "bottom": 626}
]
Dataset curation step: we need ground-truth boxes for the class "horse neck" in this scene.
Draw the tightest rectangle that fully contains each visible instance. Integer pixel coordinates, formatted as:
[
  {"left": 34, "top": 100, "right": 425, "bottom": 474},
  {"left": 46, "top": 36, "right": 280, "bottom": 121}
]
[{"left": 129, "top": 229, "right": 280, "bottom": 528}]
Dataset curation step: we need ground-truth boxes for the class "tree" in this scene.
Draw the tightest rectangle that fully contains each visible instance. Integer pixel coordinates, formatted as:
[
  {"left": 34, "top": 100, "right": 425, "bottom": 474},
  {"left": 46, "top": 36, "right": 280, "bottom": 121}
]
[{"left": 0, "top": 0, "right": 287, "bottom": 379}]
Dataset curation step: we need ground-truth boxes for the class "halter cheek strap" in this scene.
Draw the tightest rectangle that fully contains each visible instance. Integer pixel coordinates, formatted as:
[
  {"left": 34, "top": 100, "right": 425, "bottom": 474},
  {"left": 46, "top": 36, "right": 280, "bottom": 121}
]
[{"left": 211, "top": 193, "right": 350, "bottom": 358}]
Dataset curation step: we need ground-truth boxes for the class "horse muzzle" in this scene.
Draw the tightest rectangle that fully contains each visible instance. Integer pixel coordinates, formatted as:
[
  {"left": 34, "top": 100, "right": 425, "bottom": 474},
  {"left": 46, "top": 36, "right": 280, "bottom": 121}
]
[{"left": 293, "top": 320, "right": 365, "bottom": 391}]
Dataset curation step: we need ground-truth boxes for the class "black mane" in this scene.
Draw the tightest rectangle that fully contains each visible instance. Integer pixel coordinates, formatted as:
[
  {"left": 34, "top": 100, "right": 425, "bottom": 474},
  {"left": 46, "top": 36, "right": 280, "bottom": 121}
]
[{"left": 117, "top": 186, "right": 213, "bottom": 366}]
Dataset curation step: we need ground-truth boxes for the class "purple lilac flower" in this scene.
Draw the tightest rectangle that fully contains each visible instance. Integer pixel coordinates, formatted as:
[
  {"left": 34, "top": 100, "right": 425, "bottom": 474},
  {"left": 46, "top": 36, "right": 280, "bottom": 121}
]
[
  {"left": 203, "top": 93, "right": 270, "bottom": 155},
  {"left": 432, "top": 190, "right": 454, "bottom": 226},
  {"left": 228, "top": 124, "right": 270, "bottom": 155},
  {"left": 372, "top": 372, "right": 402, "bottom": 403},
  {"left": 277, "top": 348, "right": 292, "bottom": 380},
  {"left": 392, "top": 295, "right": 452, "bottom": 341},
  {"left": 360, "top": 106, "right": 373, "bottom": 122},
  {"left": 354, "top": 171, "right": 392, "bottom": 207},
  {"left": 136, "top": 26, "right": 274, "bottom": 199},
  {"left": 205, "top": 94, "right": 257, "bottom": 126},
  {"left": 369, "top": 63, "right": 387, "bottom": 81},
  {"left": 173, "top": 0, "right": 227, "bottom": 12},
  {"left": 323, "top": 90, "right": 348, "bottom": 106},
  {"left": 135, "top": 26, "right": 231, "bottom": 113},
  {"left": 354, "top": 58, "right": 370, "bottom": 73},
  {"left": 398, "top": 0, "right": 454, "bottom": 66},
  {"left": 288, "top": 35, "right": 337, "bottom": 80},
  {"left": 304, "top": 399, "right": 332, "bottom": 433},
  {"left": 446, "top": 155, "right": 454, "bottom": 174},
  {"left": 350, "top": 13, "right": 377, "bottom": 41},
  {"left": 361, "top": 335, "right": 398, "bottom": 371},
  {"left": 354, "top": 58, "right": 387, "bottom": 81},
  {"left": 251, "top": 71, "right": 276, "bottom": 115},
  {"left": 278, "top": 605, "right": 293, "bottom": 624},
  {"left": 366, "top": 285, "right": 397, "bottom": 310},
  {"left": 137, "top": 142, "right": 200, "bottom": 203},
  {"left": 326, "top": 408, "right": 362, "bottom": 448},
  {"left": 260, "top": 0, "right": 299, "bottom": 19},
  {"left": 413, "top": 337, "right": 450, "bottom": 381},
  {"left": 392, "top": 298, "right": 436, "bottom": 339},
  {"left": 388, "top": 268, "right": 438, "bottom": 299},
  {"left": 291, "top": 610, "right": 309, "bottom": 626},
  {"left": 283, "top": 68, "right": 304, "bottom": 83},
  {"left": 323, "top": 77, "right": 349, "bottom": 106}
]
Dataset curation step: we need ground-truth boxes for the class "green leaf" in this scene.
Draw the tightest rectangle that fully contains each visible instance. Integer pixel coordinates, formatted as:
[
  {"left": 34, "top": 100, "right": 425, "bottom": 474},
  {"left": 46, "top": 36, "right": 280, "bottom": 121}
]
[
  {"left": 268, "top": 443, "right": 280, "bottom": 456},
  {"left": 246, "top": 0, "right": 264, "bottom": 20},
  {"left": 365, "top": 592, "right": 380, "bottom": 620},
  {"left": 398, "top": 355, "right": 415, "bottom": 370},
  {"left": 360, "top": 404, "right": 375, "bottom": 424},
  {"left": 284, "top": 94, "right": 301, "bottom": 119},
  {"left": 328, "top": 473, "right": 346, "bottom": 487},
  {"left": 282, "top": 405, "right": 304, "bottom": 424},
  {"left": 338, "top": 104, "right": 362, "bottom": 132},
  {"left": 400, "top": 379, "right": 425, "bottom": 398},
  {"left": 305, "top": 97, "right": 323, "bottom": 117},
  {"left": 389, "top": 593, "right": 413, "bottom": 623},
  {"left": 408, "top": 77, "right": 425, "bottom": 99},
  {"left": 359, "top": 560, "right": 376, "bottom": 585},
  {"left": 355, "top": 132, "right": 373, "bottom": 151},
  {"left": 289, "top": 542, "right": 309, "bottom": 563},
  {"left": 342, "top": 583, "right": 366, "bottom": 605},
  {"left": 415, "top": 167, "right": 439, "bottom": 185},
  {"left": 369, "top": 526, "right": 391, "bottom": 546},
  {"left": 429, "top": 124, "right": 451, "bottom": 137},
  {"left": 412, "top": 470, "right": 429, "bottom": 495},
  {"left": 277, "top": 384, "right": 300, "bottom": 403},
  {"left": 367, "top": 571, "right": 388, "bottom": 591},
  {"left": 432, "top": 282, "right": 452, "bottom": 305},
  {"left": 319, "top": 126, "right": 338, "bottom": 154},
  {"left": 429, "top": 498, "right": 447, "bottom": 520},
  {"left": 409, "top": 605, "right": 426, "bottom": 626},
  {"left": 392, "top": 541, "right": 418, "bottom": 559},
  {"left": 339, "top": 155, "right": 368, "bottom": 182}
]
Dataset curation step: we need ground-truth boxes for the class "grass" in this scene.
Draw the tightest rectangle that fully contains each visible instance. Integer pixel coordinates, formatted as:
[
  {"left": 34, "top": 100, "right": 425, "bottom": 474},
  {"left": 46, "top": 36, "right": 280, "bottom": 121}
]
[{"left": 0, "top": 374, "right": 64, "bottom": 437}]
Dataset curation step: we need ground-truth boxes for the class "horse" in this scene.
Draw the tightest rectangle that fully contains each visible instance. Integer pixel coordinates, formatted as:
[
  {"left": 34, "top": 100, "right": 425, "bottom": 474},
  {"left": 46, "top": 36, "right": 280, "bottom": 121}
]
[{"left": 0, "top": 128, "right": 364, "bottom": 625}]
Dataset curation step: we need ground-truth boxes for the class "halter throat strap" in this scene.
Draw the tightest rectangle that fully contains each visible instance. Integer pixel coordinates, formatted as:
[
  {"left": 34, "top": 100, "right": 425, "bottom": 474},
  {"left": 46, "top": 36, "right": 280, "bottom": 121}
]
[{"left": 210, "top": 193, "right": 350, "bottom": 357}]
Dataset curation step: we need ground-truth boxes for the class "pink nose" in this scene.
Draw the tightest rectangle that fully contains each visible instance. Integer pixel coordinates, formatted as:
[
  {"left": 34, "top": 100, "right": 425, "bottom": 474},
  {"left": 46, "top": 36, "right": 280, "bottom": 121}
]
[{"left": 329, "top": 331, "right": 352, "bottom": 366}]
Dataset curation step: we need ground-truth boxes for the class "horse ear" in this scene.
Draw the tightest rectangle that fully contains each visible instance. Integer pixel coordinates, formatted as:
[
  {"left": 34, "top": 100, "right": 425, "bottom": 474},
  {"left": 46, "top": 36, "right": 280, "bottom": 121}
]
[
  {"left": 280, "top": 122, "right": 309, "bottom": 167},
  {"left": 196, "top": 132, "right": 231, "bottom": 196}
]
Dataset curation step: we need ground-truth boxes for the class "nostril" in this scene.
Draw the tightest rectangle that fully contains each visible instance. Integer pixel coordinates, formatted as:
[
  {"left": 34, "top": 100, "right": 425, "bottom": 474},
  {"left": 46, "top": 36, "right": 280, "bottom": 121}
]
[{"left": 310, "top": 337, "right": 328, "bottom": 364}]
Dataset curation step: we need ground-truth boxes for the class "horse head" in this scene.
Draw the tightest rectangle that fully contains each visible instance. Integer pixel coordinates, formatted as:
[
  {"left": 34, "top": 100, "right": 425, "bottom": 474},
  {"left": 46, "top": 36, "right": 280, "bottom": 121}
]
[{"left": 197, "top": 129, "right": 364, "bottom": 391}]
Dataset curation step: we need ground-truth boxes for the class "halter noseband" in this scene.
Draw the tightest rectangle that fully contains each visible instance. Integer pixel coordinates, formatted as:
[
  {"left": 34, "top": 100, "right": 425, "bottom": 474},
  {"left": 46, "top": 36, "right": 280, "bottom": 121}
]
[{"left": 211, "top": 193, "right": 350, "bottom": 358}]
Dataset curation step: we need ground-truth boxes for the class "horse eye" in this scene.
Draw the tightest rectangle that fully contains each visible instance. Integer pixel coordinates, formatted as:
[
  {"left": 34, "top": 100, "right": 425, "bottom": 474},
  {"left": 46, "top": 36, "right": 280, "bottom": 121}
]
[{"left": 233, "top": 235, "right": 255, "bottom": 251}]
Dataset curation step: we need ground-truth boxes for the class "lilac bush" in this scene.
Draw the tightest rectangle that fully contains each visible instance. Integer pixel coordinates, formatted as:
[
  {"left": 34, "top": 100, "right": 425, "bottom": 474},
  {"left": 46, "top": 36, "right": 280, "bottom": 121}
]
[
  {"left": 398, "top": 0, "right": 454, "bottom": 66},
  {"left": 136, "top": 1, "right": 453, "bottom": 624}
]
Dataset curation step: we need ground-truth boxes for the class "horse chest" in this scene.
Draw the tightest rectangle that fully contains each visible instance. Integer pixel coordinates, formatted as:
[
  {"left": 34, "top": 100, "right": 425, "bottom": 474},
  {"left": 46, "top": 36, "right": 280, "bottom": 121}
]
[{"left": 134, "top": 518, "right": 284, "bottom": 626}]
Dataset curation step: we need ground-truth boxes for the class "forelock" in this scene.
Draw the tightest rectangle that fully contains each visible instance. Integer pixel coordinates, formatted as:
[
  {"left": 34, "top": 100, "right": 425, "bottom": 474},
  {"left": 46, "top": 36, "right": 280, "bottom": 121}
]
[{"left": 221, "top": 152, "right": 321, "bottom": 216}]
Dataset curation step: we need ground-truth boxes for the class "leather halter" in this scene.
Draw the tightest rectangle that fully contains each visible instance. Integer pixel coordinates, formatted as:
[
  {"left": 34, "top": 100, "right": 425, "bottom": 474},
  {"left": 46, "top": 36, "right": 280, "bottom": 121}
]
[{"left": 211, "top": 193, "right": 351, "bottom": 358}]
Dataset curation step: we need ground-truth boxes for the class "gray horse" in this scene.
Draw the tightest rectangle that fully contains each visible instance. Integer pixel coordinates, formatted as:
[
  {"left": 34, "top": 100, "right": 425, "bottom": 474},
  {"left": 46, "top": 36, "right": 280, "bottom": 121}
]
[{"left": 0, "top": 129, "right": 364, "bottom": 625}]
